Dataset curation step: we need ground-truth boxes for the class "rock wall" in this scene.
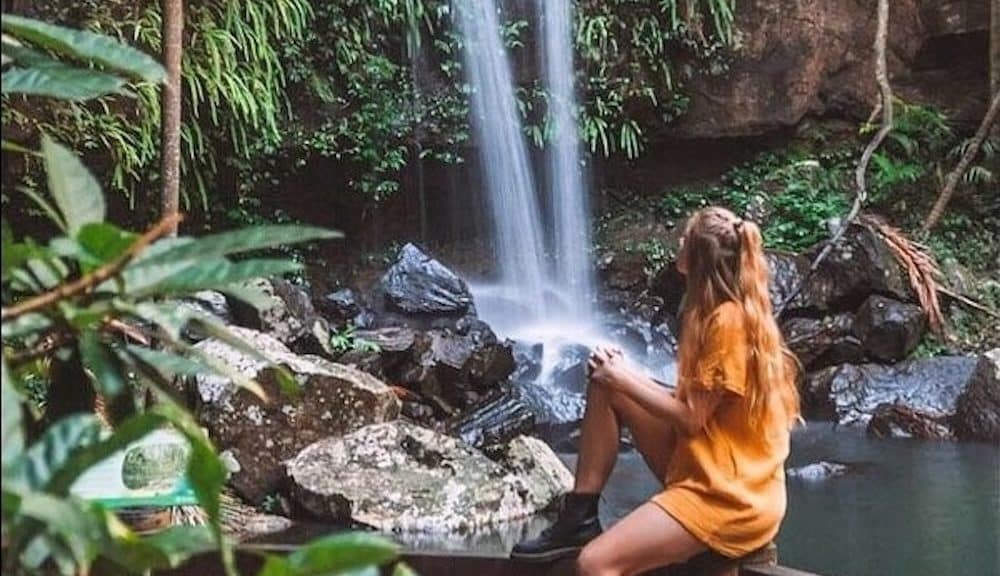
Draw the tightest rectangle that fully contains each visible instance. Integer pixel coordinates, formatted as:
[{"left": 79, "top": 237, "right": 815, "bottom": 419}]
[{"left": 672, "top": 0, "right": 990, "bottom": 139}]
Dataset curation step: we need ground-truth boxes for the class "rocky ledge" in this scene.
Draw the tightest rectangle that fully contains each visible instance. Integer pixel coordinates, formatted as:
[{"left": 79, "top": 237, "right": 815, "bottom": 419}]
[{"left": 287, "top": 421, "right": 571, "bottom": 532}]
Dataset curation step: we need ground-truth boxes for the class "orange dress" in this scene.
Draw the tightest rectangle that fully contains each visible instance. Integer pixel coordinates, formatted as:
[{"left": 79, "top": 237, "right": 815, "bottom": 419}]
[{"left": 651, "top": 301, "right": 791, "bottom": 558}]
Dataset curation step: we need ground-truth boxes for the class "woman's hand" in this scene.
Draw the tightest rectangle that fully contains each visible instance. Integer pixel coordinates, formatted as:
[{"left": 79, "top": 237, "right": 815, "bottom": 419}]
[{"left": 588, "top": 345, "right": 628, "bottom": 390}]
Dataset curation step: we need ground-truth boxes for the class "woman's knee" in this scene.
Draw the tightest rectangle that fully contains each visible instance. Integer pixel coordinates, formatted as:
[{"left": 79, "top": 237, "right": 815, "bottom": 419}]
[{"left": 576, "top": 542, "right": 619, "bottom": 576}]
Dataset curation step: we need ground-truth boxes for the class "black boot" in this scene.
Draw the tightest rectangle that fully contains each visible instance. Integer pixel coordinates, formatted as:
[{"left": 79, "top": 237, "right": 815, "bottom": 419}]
[{"left": 511, "top": 492, "right": 602, "bottom": 561}]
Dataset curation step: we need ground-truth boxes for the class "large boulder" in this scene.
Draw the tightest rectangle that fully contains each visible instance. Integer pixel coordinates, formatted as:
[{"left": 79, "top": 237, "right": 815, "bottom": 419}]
[
  {"left": 193, "top": 327, "right": 400, "bottom": 503},
  {"left": 287, "top": 421, "right": 571, "bottom": 531},
  {"left": 379, "top": 243, "right": 473, "bottom": 316},
  {"left": 672, "top": 0, "right": 988, "bottom": 138},
  {"left": 395, "top": 327, "right": 515, "bottom": 414},
  {"left": 954, "top": 349, "right": 1000, "bottom": 443},
  {"left": 867, "top": 403, "right": 953, "bottom": 440},
  {"left": 851, "top": 295, "right": 926, "bottom": 362},
  {"left": 229, "top": 278, "right": 333, "bottom": 357},
  {"left": 799, "top": 223, "right": 912, "bottom": 312},
  {"left": 318, "top": 287, "right": 364, "bottom": 327},
  {"left": 806, "top": 356, "right": 977, "bottom": 427},
  {"left": 447, "top": 390, "right": 536, "bottom": 450},
  {"left": 782, "top": 313, "right": 863, "bottom": 370}
]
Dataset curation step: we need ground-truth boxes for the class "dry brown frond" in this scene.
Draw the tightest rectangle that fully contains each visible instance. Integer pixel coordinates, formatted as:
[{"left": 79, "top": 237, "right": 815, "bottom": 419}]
[{"left": 861, "top": 214, "right": 944, "bottom": 334}]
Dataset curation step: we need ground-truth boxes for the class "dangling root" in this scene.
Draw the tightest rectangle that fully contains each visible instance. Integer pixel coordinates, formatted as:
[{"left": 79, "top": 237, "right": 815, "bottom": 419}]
[{"left": 860, "top": 214, "right": 944, "bottom": 334}]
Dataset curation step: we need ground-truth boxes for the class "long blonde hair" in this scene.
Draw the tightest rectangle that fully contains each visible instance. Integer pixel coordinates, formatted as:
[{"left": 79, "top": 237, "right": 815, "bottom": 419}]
[{"left": 676, "top": 207, "right": 800, "bottom": 429}]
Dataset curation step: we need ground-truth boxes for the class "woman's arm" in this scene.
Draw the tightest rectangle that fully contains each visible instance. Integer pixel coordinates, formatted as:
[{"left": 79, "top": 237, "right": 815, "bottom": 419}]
[{"left": 590, "top": 348, "right": 724, "bottom": 436}]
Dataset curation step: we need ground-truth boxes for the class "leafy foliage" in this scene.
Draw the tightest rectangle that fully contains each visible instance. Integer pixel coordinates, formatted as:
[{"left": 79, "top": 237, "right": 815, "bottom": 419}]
[
  {"left": 2, "top": 16, "right": 403, "bottom": 576},
  {"left": 653, "top": 149, "right": 853, "bottom": 251},
  {"left": 330, "top": 324, "right": 381, "bottom": 355},
  {"left": 3, "top": 0, "right": 311, "bottom": 210},
  {"left": 566, "top": 0, "right": 735, "bottom": 159}
]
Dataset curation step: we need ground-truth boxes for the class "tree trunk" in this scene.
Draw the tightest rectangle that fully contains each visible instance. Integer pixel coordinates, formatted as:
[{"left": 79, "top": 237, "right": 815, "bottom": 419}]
[
  {"left": 922, "top": 90, "right": 1000, "bottom": 232},
  {"left": 992, "top": 0, "right": 999, "bottom": 99},
  {"left": 160, "top": 0, "right": 184, "bottom": 235}
]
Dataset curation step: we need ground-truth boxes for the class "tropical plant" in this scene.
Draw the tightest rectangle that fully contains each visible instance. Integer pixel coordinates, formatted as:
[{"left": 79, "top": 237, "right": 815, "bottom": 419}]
[
  {"left": 3, "top": 0, "right": 312, "bottom": 210},
  {"left": 1, "top": 16, "right": 405, "bottom": 576},
  {"left": 330, "top": 324, "right": 381, "bottom": 355},
  {"left": 566, "top": 0, "right": 735, "bottom": 159}
]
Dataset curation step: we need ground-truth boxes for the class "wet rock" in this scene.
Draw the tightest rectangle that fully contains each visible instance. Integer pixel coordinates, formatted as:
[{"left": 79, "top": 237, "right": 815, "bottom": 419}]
[
  {"left": 547, "top": 344, "right": 592, "bottom": 395},
  {"left": 801, "top": 367, "right": 839, "bottom": 420},
  {"left": 766, "top": 251, "right": 812, "bottom": 312},
  {"left": 380, "top": 243, "right": 473, "bottom": 316},
  {"left": 337, "top": 326, "right": 418, "bottom": 378},
  {"left": 319, "top": 287, "right": 363, "bottom": 325},
  {"left": 287, "top": 421, "right": 571, "bottom": 531},
  {"left": 800, "top": 223, "right": 912, "bottom": 312},
  {"left": 396, "top": 328, "right": 514, "bottom": 412},
  {"left": 954, "top": 349, "right": 1000, "bottom": 443},
  {"left": 672, "top": 0, "right": 939, "bottom": 138},
  {"left": 782, "top": 314, "right": 863, "bottom": 370},
  {"left": 813, "top": 356, "right": 977, "bottom": 427},
  {"left": 511, "top": 341, "right": 543, "bottom": 383},
  {"left": 230, "top": 278, "right": 334, "bottom": 357},
  {"left": 852, "top": 295, "right": 926, "bottom": 362},
  {"left": 786, "top": 461, "right": 851, "bottom": 481},
  {"left": 193, "top": 327, "right": 400, "bottom": 504},
  {"left": 177, "top": 291, "right": 233, "bottom": 341},
  {"left": 867, "top": 403, "right": 953, "bottom": 440},
  {"left": 448, "top": 390, "right": 536, "bottom": 450}
]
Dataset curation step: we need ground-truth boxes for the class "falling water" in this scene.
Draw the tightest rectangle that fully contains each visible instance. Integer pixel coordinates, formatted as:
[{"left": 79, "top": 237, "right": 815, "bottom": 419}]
[
  {"left": 456, "top": 0, "right": 675, "bottom": 423},
  {"left": 536, "top": 0, "right": 595, "bottom": 321},
  {"left": 456, "top": 0, "right": 548, "bottom": 320}
]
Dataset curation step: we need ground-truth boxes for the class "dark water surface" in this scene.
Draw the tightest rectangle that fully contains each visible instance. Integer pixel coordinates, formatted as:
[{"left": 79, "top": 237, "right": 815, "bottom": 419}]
[
  {"left": 587, "top": 422, "right": 1000, "bottom": 576},
  {"left": 265, "top": 424, "right": 999, "bottom": 576},
  {"left": 778, "top": 423, "right": 999, "bottom": 576}
]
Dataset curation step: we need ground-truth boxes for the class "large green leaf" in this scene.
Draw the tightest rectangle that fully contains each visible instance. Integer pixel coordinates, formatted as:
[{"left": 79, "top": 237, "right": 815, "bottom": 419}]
[
  {"left": 16, "top": 414, "right": 103, "bottom": 491},
  {"left": 188, "top": 317, "right": 297, "bottom": 397},
  {"left": 132, "top": 258, "right": 303, "bottom": 298},
  {"left": 41, "top": 135, "right": 106, "bottom": 235},
  {"left": 1, "top": 66, "right": 126, "bottom": 100},
  {"left": 1, "top": 15, "right": 165, "bottom": 83},
  {"left": 1, "top": 312, "right": 53, "bottom": 339},
  {"left": 123, "top": 345, "right": 213, "bottom": 378},
  {"left": 1, "top": 359, "right": 25, "bottom": 475},
  {"left": 15, "top": 492, "right": 109, "bottom": 570},
  {"left": 45, "top": 412, "right": 164, "bottom": 495},
  {"left": 76, "top": 222, "right": 139, "bottom": 270},
  {"left": 78, "top": 332, "right": 128, "bottom": 399},
  {"left": 148, "top": 402, "right": 234, "bottom": 574},
  {"left": 132, "top": 225, "right": 341, "bottom": 269},
  {"left": 257, "top": 533, "right": 399, "bottom": 576}
]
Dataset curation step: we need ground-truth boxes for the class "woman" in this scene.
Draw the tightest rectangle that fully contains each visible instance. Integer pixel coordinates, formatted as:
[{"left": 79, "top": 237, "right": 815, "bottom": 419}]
[{"left": 512, "top": 207, "right": 801, "bottom": 576}]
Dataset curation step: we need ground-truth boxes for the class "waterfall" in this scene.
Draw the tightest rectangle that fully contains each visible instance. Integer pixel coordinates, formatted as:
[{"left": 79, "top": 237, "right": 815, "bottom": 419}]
[
  {"left": 536, "top": 0, "right": 594, "bottom": 321},
  {"left": 456, "top": 0, "right": 548, "bottom": 322}
]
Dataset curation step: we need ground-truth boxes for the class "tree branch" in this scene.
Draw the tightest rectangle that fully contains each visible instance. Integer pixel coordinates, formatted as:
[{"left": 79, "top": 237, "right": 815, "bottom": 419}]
[
  {"left": 922, "top": 89, "right": 1000, "bottom": 232},
  {"left": 776, "top": 0, "right": 892, "bottom": 317},
  {"left": 1, "top": 214, "right": 183, "bottom": 322}
]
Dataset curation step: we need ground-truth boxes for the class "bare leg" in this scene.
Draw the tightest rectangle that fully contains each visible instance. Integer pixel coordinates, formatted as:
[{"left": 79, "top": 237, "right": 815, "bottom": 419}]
[
  {"left": 575, "top": 372, "right": 677, "bottom": 494},
  {"left": 576, "top": 502, "right": 706, "bottom": 576},
  {"left": 574, "top": 375, "right": 622, "bottom": 493}
]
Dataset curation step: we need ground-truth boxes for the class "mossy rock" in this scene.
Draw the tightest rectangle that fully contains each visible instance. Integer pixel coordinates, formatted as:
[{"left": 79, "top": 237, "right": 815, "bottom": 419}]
[{"left": 121, "top": 442, "right": 189, "bottom": 491}]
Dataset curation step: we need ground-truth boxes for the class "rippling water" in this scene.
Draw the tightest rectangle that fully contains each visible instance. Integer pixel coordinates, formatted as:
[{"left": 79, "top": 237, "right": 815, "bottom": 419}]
[
  {"left": 390, "top": 423, "right": 998, "bottom": 576},
  {"left": 778, "top": 423, "right": 999, "bottom": 576}
]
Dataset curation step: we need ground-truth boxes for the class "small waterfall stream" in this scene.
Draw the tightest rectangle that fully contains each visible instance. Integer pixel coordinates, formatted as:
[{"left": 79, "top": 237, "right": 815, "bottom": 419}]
[
  {"left": 537, "top": 0, "right": 595, "bottom": 323},
  {"left": 455, "top": 0, "right": 548, "bottom": 322}
]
